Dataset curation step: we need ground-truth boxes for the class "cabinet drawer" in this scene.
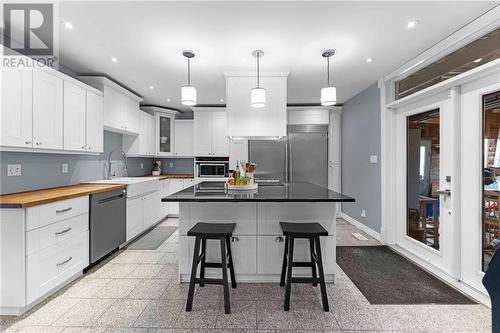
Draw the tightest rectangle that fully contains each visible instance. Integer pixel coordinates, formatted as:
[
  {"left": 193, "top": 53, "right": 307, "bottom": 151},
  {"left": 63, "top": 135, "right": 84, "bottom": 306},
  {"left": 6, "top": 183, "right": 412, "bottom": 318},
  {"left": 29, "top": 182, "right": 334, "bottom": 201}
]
[
  {"left": 26, "top": 196, "right": 89, "bottom": 231},
  {"left": 26, "top": 213, "right": 88, "bottom": 256},
  {"left": 257, "top": 235, "right": 334, "bottom": 275},
  {"left": 180, "top": 203, "right": 257, "bottom": 236},
  {"left": 26, "top": 230, "right": 89, "bottom": 304},
  {"left": 257, "top": 203, "right": 336, "bottom": 235}
]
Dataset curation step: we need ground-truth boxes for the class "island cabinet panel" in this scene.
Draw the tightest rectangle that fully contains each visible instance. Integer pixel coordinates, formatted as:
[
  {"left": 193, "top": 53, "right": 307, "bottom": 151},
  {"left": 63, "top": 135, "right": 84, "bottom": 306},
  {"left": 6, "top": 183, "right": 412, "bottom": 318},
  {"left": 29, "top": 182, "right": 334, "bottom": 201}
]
[
  {"left": 179, "top": 202, "right": 257, "bottom": 236},
  {"left": 257, "top": 203, "right": 336, "bottom": 235},
  {"left": 257, "top": 236, "right": 334, "bottom": 275}
]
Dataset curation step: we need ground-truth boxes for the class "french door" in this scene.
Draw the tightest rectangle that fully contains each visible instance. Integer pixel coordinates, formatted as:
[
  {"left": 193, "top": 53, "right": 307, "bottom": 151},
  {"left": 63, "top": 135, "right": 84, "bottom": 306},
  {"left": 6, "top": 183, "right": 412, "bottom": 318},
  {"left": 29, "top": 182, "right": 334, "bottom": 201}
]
[{"left": 394, "top": 90, "right": 460, "bottom": 278}]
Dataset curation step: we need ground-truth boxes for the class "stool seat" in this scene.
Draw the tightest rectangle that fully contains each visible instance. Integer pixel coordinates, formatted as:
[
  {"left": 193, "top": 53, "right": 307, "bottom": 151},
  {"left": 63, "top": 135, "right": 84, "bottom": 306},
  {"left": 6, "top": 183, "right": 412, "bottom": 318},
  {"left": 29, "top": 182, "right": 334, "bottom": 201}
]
[
  {"left": 279, "top": 222, "right": 328, "bottom": 237},
  {"left": 187, "top": 222, "right": 236, "bottom": 238}
]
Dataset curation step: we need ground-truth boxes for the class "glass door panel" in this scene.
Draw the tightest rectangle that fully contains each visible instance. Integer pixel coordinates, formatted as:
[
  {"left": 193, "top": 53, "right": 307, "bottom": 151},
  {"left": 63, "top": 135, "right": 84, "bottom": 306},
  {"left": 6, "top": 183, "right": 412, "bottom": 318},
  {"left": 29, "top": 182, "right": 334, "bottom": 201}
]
[
  {"left": 158, "top": 115, "right": 172, "bottom": 154},
  {"left": 482, "top": 90, "right": 500, "bottom": 271},
  {"left": 407, "top": 109, "right": 440, "bottom": 250}
]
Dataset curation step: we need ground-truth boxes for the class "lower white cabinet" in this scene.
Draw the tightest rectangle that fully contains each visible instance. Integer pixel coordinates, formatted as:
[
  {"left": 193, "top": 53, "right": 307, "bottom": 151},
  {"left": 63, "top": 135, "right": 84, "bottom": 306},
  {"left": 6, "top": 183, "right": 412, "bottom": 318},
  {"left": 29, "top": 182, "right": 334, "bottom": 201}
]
[
  {"left": 126, "top": 191, "right": 161, "bottom": 242},
  {"left": 0, "top": 196, "right": 90, "bottom": 315}
]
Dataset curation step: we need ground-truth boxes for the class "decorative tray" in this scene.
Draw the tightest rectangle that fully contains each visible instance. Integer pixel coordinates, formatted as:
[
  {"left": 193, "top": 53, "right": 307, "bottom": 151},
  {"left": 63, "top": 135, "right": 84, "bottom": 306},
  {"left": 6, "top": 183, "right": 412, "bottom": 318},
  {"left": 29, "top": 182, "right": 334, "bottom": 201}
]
[{"left": 227, "top": 183, "right": 258, "bottom": 191}]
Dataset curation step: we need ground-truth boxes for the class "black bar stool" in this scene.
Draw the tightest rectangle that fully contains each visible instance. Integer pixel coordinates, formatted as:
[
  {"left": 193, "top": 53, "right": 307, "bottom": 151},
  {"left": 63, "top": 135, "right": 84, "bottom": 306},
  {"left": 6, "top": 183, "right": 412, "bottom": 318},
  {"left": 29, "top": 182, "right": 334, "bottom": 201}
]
[
  {"left": 279, "top": 222, "right": 329, "bottom": 311},
  {"left": 186, "top": 222, "right": 237, "bottom": 314}
]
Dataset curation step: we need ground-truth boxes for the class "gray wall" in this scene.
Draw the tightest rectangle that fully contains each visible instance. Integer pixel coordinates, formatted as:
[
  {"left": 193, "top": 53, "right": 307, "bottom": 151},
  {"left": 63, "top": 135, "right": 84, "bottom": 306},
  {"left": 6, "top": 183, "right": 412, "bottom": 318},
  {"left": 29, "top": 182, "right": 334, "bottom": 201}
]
[{"left": 341, "top": 83, "right": 381, "bottom": 233}]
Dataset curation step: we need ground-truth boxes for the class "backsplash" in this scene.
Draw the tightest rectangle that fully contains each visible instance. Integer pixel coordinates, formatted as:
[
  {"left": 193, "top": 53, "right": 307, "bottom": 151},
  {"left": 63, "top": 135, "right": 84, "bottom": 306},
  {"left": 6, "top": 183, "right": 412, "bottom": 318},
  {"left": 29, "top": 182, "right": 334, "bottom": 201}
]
[
  {"left": 159, "top": 158, "right": 194, "bottom": 175},
  {"left": 0, "top": 132, "right": 153, "bottom": 194}
]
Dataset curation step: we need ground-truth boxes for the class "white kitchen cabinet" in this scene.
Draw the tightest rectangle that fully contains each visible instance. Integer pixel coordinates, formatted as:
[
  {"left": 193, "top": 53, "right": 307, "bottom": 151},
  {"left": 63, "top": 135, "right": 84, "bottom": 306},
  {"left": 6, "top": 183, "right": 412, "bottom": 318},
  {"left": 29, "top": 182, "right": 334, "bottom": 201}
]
[
  {"left": 225, "top": 73, "right": 288, "bottom": 139},
  {"left": 0, "top": 66, "right": 33, "bottom": 148},
  {"left": 126, "top": 196, "right": 144, "bottom": 241},
  {"left": 85, "top": 91, "right": 104, "bottom": 153},
  {"left": 77, "top": 76, "right": 143, "bottom": 135},
  {"left": 174, "top": 120, "right": 194, "bottom": 156},
  {"left": 63, "top": 81, "right": 86, "bottom": 151},
  {"left": 192, "top": 108, "right": 229, "bottom": 157},
  {"left": 168, "top": 179, "right": 185, "bottom": 216},
  {"left": 229, "top": 139, "right": 248, "bottom": 167},
  {"left": 159, "top": 180, "right": 170, "bottom": 217},
  {"left": 122, "top": 111, "right": 155, "bottom": 156},
  {"left": 328, "top": 109, "right": 341, "bottom": 194},
  {"left": 33, "top": 69, "right": 63, "bottom": 150},
  {"left": 143, "top": 191, "right": 161, "bottom": 229}
]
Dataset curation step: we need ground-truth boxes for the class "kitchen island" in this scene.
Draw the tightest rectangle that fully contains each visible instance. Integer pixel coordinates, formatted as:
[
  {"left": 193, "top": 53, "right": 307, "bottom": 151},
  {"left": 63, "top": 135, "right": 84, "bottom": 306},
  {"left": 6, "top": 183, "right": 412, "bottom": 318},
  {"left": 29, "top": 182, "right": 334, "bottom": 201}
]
[{"left": 162, "top": 181, "right": 354, "bottom": 283}]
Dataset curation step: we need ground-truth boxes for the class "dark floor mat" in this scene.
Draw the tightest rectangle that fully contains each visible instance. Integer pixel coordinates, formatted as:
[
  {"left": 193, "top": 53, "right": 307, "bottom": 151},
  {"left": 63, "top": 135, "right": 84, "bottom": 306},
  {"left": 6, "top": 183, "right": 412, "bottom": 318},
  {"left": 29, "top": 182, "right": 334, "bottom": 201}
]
[
  {"left": 126, "top": 226, "right": 177, "bottom": 250},
  {"left": 336, "top": 246, "right": 476, "bottom": 305}
]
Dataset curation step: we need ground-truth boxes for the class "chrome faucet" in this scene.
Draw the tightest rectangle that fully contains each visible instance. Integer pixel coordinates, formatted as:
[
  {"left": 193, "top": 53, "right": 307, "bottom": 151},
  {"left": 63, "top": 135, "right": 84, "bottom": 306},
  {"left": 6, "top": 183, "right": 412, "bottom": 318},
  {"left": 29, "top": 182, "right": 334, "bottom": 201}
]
[{"left": 106, "top": 149, "right": 128, "bottom": 179}]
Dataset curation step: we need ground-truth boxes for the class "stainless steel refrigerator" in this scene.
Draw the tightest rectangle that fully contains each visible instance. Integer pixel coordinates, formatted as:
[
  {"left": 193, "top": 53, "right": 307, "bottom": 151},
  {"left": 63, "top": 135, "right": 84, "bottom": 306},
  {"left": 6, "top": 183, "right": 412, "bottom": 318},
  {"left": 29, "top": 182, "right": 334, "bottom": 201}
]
[{"left": 248, "top": 124, "right": 328, "bottom": 188}]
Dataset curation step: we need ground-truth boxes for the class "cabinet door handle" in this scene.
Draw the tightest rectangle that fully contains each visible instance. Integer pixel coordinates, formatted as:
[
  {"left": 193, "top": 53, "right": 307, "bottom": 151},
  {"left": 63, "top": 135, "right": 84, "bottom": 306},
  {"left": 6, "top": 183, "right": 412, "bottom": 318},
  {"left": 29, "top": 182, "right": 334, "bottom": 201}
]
[
  {"left": 88, "top": 146, "right": 92, "bottom": 150},
  {"left": 231, "top": 237, "right": 239, "bottom": 242},
  {"left": 56, "top": 256, "right": 73, "bottom": 267},
  {"left": 25, "top": 140, "right": 31, "bottom": 145},
  {"left": 35, "top": 141, "right": 42, "bottom": 146},
  {"left": 56, "top": 207, "right": 72, "bottom": 213},
  {"left": 275, "top": 236, "right": 284, "bottom": 243},
  {"left": 81, "top": 145, "right": 85, "bottom": 149},
  {"left": 55, "top": 227, "right": 72, "bottom": 235}
]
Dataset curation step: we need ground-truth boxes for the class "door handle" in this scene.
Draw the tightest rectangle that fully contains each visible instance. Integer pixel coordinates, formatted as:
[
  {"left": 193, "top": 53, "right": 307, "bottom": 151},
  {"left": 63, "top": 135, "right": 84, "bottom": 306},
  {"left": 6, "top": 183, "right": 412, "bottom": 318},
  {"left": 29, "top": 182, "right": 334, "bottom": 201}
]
[
  {"left": 56, "top": 207, "right": 73, "bottom": 213},
  {"left": 436, "top": 189, "right": 451, "bottom": 196},
  {"left": 55, "top": 227, "right": 72, "bottom": 236},
  {"left": 56, "top": 256, "right": 73, "bottom": 267}
]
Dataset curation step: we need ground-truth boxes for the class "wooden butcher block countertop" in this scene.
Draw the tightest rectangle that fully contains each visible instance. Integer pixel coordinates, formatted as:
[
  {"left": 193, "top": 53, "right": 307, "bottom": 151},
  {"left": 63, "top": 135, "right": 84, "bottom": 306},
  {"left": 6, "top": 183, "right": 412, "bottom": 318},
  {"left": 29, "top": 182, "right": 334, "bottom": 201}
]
[
  {"left": 0, "top": 183, "right": 126, "bottom": 208},
  {"left": 156, "top": 174, "right": 194, "bottom": 180}
]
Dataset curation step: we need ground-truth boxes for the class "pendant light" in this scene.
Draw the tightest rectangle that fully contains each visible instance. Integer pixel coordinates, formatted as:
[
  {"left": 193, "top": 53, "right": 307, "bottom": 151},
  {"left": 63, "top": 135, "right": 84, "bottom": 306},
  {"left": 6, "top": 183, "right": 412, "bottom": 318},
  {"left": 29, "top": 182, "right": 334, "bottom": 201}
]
[
  {"left": 251, "top": 50, "right": 265, "bottom": 108},
  {"left": 320, "top": 49, "right": 337, "bottom": 106},
  {"left": 181, "top": 50, "right": 197, "bottom": 106}
]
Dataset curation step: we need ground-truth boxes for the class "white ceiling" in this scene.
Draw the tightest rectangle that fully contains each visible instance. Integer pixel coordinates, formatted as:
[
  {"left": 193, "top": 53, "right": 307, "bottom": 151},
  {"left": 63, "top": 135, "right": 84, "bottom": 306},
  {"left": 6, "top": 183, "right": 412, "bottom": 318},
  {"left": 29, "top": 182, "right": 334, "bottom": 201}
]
[{"left": 59, "top": 1, "right": 498, "bottom": 112}]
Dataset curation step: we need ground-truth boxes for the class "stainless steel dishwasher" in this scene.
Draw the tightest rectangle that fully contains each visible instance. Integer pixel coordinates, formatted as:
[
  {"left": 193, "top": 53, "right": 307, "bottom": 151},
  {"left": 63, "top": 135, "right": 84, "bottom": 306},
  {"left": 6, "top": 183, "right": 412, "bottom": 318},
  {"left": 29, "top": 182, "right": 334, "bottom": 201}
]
[{"left": 89, "top": 188, "right": 127, "bottom": 263}]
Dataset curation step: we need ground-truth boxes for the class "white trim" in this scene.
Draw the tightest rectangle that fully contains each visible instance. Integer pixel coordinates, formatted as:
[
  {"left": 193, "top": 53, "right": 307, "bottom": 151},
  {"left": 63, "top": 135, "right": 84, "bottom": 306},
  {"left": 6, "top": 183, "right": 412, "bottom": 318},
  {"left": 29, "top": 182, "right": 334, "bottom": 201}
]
[
  {"left": 390, "top": 244, "right": 490, "bottom": 307},
  {"left": 77, "top": 76, "right": 143, "bottom": 102},
  {"left": 0, "top": 146, "right": 101, "bottom": 155},
  {"left": 191, "top": 106, "right": 226, "bottom": 113},
  {"left": 384, "top": 5, "right": 500, "bottom": 82},
  {"left": 339, "top": 212, "right": 382, "bottom": 242}
]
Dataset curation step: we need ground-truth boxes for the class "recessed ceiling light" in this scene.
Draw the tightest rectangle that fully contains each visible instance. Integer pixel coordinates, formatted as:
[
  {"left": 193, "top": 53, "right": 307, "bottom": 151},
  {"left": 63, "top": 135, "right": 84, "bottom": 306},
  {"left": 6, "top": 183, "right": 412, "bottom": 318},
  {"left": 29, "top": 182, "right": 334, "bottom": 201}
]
[
  {"left": 407, "top": 20, "right": 418, "bottom": 29},
  {"left": 219, "top": 98, "right": 224, "bottom": 102},
  {"left": 366, "top": 58, "right": 373, "bottom": 63},
  {"left": 473, "top": 58, "right": 483, "bottom": 63},
  {"left": 111, "top": 57, "right": 118, "bottom": 63},
  {"left": 167, "top": 98, "right": 171, "bottom": 102},
  {"left": 63, "top": 22, "right": 73, "bottom": 29},
  {"left": 149, "top": 85, "right": 154, "bottom": 90}
]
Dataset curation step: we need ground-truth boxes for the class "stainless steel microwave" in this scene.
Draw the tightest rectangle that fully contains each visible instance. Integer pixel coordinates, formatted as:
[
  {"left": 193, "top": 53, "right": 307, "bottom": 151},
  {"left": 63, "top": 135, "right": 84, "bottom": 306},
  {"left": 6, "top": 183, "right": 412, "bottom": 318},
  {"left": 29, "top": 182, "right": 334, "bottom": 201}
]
[{"left": 197, "top": 163, "right": 227, "bottom": 178}]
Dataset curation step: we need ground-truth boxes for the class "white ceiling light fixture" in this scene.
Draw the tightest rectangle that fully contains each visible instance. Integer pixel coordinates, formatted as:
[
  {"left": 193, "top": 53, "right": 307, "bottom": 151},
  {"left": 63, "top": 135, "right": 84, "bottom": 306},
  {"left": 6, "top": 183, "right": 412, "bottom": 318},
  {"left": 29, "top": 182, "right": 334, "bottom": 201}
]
[
  {"left": 181, "top": 50, "right": 197, "bottom": 106},
  {"left": 149, "top": 85, "right": 154, "bottom": 90},
  {"left": 407, "top": 20, "right": 418, "bottom": 29},
  {"left": 167, "top": 98, "right": 171, "bottom": 102},
  {"left": 473, "top": 58, "right": 483, "bottom": 63},
  {"left": 251, "top": 50, "right": 266, "bottom": 108},
  {"left": 63, "top": 22, "right": 73, "bottom": 29},
  {"left": 320, "top": 49, "right": 336, "bottom": 106},
  {"left": 111, "top": 57, "right": 118, "bottom": 63},
  {"left": 366, "top": 57, "right": 373, "bottom": 63}
]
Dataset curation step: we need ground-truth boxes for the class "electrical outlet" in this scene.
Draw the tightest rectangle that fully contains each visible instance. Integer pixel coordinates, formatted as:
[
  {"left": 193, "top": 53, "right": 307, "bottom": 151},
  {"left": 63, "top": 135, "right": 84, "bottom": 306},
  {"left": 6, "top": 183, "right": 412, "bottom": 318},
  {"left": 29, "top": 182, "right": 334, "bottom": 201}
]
[
  {"left": 140, "top": 162, "right": 144, "bottom": 169},
  {"left": 369, "top": 155, "right": 378, "bottom": 164},
  {"left": 361, "top": 210, "right": 366, "bottom": 218},
  {"left": 62, "top": 163, "right": 68, "bottom": 174},
  {"left": 7, "top": 164, "right": 22, "bottom": 176},
  {"left": 169, "top": 162, "right": 174, "bottom": 168}
]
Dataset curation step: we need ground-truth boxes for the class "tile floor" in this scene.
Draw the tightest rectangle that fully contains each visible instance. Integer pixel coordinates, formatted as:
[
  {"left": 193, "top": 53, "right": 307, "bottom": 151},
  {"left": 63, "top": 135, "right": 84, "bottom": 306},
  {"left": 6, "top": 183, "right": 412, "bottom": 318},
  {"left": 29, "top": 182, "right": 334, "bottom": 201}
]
[{"left": 1, "top": 218, "right": 492, "bottom": 332}]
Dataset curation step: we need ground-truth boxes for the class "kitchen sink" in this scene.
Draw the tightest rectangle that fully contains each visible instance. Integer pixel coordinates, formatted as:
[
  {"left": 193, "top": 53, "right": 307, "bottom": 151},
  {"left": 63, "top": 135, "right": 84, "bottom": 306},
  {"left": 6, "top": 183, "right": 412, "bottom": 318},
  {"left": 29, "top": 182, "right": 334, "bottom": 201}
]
[{"left": 85, "top": 177, "right": 159, "bottom": 198}]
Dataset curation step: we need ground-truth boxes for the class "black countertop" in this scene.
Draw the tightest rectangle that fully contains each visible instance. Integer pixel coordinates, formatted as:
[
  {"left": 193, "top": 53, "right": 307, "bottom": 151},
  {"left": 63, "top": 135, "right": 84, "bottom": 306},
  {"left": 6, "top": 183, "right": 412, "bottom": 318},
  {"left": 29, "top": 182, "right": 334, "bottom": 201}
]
[{"left": 161, "top": 181, "right": 355, "bottom": 203}]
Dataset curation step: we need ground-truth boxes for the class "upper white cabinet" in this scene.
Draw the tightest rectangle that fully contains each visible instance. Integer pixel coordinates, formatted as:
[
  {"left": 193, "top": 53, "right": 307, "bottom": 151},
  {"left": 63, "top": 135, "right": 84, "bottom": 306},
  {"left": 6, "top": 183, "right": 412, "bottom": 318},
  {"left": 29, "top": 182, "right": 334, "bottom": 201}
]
[
  {"left": 0, "top": 57, "right": 103, "bottom": 154},
  {"left": 33, "top": 69, "right": 63, "bottom": 150},
  {"left": 122, "top": 111, "right": 155, "bottom": 156},
  {"left": 77, "top": 76, "right": 143, "bottom": 135},
  {"left": 1, "top": 66, "right": 33, "bottom": 148},
  {"left": 229, "top": 139, "right": 248, "bottom": 167},
  {"left": 174, "top": 120, "right": 194, "bottom": 156},
  {"left": 156, "top": 113, "right": 175, "bottom": 156},
  {"left": 86, "top": 91, "right": 104, "bottom": 153},
  {"left": 192, "top": 107, "right": 229, "bottom": 157},
  {"left": 225, "top": 72, "right": 288, "bottom": 139},
  {"left": 63, "top": 81, "right": 86, "bottom": 151}
]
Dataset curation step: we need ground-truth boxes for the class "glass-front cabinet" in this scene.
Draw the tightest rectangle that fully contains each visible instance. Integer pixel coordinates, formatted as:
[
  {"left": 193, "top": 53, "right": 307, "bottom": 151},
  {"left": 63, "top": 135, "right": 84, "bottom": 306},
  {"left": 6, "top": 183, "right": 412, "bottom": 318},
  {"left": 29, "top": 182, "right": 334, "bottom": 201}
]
[{"left": 155, "top": 112, "right": 175, "bottom": 156}]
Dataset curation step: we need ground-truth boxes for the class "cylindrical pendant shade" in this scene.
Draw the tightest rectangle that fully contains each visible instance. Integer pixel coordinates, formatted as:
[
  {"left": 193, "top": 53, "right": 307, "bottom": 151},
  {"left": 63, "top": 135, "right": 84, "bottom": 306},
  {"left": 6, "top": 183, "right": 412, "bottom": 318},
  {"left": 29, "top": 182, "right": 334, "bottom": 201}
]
[
  {"left": 181, "top": 86, "right": 197, "bottom": 106},
  {"left": 251, "top": 87, "right": 266, "bottom": 108},
  {"left": 321, "top": 86, "right": 336, "bottom": 106}
]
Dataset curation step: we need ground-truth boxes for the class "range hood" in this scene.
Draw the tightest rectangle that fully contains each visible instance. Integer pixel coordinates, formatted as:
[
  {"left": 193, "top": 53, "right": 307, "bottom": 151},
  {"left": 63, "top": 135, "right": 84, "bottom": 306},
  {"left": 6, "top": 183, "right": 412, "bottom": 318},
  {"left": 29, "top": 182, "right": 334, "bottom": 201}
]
[{"left": 225, "top": 71, "right": 289, "bottom": 140}]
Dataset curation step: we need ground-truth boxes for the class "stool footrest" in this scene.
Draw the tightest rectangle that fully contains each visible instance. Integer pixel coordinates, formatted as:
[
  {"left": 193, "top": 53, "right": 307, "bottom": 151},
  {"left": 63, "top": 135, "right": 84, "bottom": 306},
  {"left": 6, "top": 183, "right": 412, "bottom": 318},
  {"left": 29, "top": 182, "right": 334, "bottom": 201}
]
[
  {"left": 292, "top": 261, "right": 314, "bottom": 267},
  {"left": 204, "top": 262, "right": 233, "bottom": 269},
  {"left": 195, "top": 278, "right": 224, "bottom": 285},
  {"left": 291, "top": 277, "right": 321, "bottom": 284}
]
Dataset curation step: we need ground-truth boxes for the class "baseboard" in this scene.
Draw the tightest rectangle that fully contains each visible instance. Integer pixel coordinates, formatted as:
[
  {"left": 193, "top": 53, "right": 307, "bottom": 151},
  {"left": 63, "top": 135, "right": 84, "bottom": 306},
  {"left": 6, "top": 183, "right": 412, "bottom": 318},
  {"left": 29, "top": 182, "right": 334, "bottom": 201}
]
[
  {"left": 390, "top": 244, "right": 491, "bottom": 307},
  {"left": 339, "top": 213, "right": 382, "bottom": 242}
]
